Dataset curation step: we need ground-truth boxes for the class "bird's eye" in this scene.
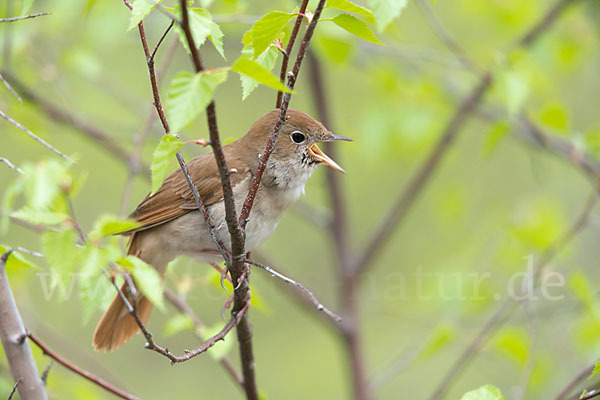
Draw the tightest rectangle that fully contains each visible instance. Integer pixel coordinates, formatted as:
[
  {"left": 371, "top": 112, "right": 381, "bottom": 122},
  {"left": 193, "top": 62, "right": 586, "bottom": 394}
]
[{"left": 291, "top": 131, "right": 306, "bottom": 144}]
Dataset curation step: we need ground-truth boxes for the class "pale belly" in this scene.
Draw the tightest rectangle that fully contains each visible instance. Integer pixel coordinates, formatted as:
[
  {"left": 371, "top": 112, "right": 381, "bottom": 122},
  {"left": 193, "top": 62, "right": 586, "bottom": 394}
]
[{"left": 158, "top": 180, "right": 305, "bottom": 264}]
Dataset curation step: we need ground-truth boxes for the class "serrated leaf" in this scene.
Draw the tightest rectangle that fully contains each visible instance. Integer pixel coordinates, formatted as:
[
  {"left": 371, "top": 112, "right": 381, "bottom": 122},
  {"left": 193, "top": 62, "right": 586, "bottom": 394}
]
[
  {"left": 327, "top": 0, "right": 373, "bottom": 16},
  {"left": 41, "top": 229, "right": 80, "bottom": 274},
  {"left": 367, "top": 0, "right": 407, "bottom": 32},
  {"left": 243, "top": 11, "right": 294, "bottom": 58},
  {"left": 167, "top": 70, "right": 228, "bottom": 134},
  {"left": 150, "top": 134, "right": 184, "bottom": 194},
  {"left": 127, "top": 0, "right": 163, "bottom": 31},
  {"left": 232, "top": 58, "right": 292, "bottom": 95},
  {"left": 330, "top": 14, "right": 383, "bottom": 45},
  {"left": 460, "top": 385, "right": 504, "bottom": 400},
  {"left": 163, "top": 314, "right": 194, "bottom": 336},
  {"left": 0, "top": 245, "right": 40, "bottom": 270},
  {"left": 117, "top": 256, "right": 164, "bottom": 311},
  {"left": 89, "top": 214, "right": 141, "bottom": 239},
  {"left": 22, "top": 160, "right": 68, "bottom": 211},
  {"left": 174, "top": 7, "right": 225, "bottom": 59},
  {"left": 11, "top": 207, "right": 69, "bottom": 226},
  {"left": 239, "top": 46, "right": 280, "bottom": 99}
]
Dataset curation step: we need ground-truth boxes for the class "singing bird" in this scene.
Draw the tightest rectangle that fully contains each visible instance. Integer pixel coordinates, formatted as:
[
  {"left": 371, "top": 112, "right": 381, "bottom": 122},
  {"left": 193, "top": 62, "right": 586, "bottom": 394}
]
[{"left": 93, "top": 109, "right": 350, "bottom": 351}]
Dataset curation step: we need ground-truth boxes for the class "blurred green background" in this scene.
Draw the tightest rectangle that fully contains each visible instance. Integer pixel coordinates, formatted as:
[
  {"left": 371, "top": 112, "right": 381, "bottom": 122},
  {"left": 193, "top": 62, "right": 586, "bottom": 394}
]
[{"left": 2, "top": 0, "right": 600, "bottom": 399}]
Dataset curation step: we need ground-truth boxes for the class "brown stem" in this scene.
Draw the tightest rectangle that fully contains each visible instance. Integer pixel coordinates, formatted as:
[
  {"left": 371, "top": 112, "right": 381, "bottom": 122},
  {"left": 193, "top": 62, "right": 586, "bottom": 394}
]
[
  {"left": 239, "top": 0, "right": 328, "bottom": 229},
  {"left": 27, "top": 332, "right": 138, "bottom": 400},
  {"left": 553, "top": 362, "right": 595, "bottom": 400},
  {"left": 308, "top": 51, "right": 370, "bottom": 400},
  {"left": 178, "top": 1, "right": 257, "bottom": 397},
  {"left": 0, "top": 12, "right": 50, "bottom": 23},
  {"left": 275, "top": 0, "right": 310, "bottom": 108},
  {"left": 0, "top": 251, "right": 48, "bottom": 400}
]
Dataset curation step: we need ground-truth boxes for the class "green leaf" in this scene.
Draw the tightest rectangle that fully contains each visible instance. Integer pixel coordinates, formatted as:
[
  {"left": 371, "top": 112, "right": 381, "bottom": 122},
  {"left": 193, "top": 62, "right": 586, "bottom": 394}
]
[
  {"left": 492, "top": 328, "right": 529, "bottom": 366},
  {"left": 232, "top": 58, "right": 292, "bottom": 96},
  {"left": 326, "top": 0, "right": 373, "bottom": 16},
  {"left": 243, "top": 11, "right": 294, "bottom": 58},
  {"left": 79, "top": 244, "right": 109, "bottom": 277},
  {"left": 1, "top": 178, "right": 23, "bottom": 233},
  {"left": 367, "top": 0, "right": 407, "bottom": 32},
  {"left": 499, "top": 70, "right": 529, "bottom": 117},
  {"left": 150, "top": 134, "right": 184, "bottom": 195},
  {"left": 316, "top": 35, "right": 355, "bottom": 64},
  {"left": 239, "top": 46, "right": 280, "bottom": 99},
  {"left": 481, "top": 122, "right": 510, "bottom": 157},
  {"left": 22, "top": 160, "right": 68, "bottom": 211},
  {"left": 0, "top": 245, "right": 40, "bottom": 270},
  {"left": 590, "top": 362, "right": 600, "bottom": 380},
  {"left": 460, "top": 385, "right": 504, "bottom": 400},
  {"left": 417, "top": 323, "right": 456, "bottom": 360},
  {"left": 127, "top": 0, "right": 163, "bottom": 31},
  {"left": 41, "top": 229, "right": 80, "bottom": 274},
  {"left": 167, "top": 70, "right": 228, "bottom": 134},
  {"left": 21, "top": 0, "right": 34, "bottom": 15},
  {"left": 89, "top": 214, "right": 141, "bottom": 239},
  {"left": 329, "top": 14, "right": 383, "bottom": 45},
  {"left": 11, "top": 207, "right": 69, "bottom": 226},
  {"left": 174, "top": 7, "right": 225, "bottom": 59},
  {"left": 117, "top": 256, "right": 165, "bottom": 311},
  {"left": 163, "top": 314, "right": 194, "bottom": 336}
]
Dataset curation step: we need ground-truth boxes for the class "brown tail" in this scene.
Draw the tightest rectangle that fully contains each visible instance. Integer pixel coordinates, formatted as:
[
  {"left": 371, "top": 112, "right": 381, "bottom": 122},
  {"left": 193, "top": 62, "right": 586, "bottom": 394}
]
[{"left": 93, "top": 231, "right": 169, "bottom": 351}]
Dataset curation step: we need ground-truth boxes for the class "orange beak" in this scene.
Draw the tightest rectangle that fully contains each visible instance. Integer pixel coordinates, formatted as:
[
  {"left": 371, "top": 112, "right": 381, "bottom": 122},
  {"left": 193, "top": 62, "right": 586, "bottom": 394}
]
[{"left": 308, "top": 143, "right": 346, "bottom": 173}]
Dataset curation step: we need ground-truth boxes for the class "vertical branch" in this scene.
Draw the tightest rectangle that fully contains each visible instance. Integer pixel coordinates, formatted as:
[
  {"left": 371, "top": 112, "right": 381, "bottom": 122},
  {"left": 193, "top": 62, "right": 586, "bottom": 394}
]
[
  {"left": 177, "top": 1, "right": 256, "bottom": 398},
  {"left": 308, "top": 51, "right": 370, "bottom": 400},
  {"left": 275, "top": 0, "right": 310, "bottom": 108},
  {"left": 0, "top": 251, "right": 48, "bottom": 400},
  {"left": 239, "top": 0, "right": 328, "bottom": 229}
]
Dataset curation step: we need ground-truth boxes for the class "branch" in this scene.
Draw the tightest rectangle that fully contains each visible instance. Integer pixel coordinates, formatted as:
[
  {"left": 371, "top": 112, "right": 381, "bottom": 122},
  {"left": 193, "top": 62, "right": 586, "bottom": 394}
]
[
  {"left": 7, "top": 378, "right": 21, "bottom": 400},
  {"left": 0, "top": 73, "right": 146, "bottom": 175},
  {"left": 355, "top": 0, "right": 583, "bottom": 277},
  {"left": 245, "top": 258, "right": 341, "bottom": 324},
  {"left": 308, "top": 50, "right": 371, "bottom": 400},
  {"left": 163, "top": 289, "right": 244, "bottom": 388},
  {"left": 275, "top": 0, "right": 310, "bottom": 108},
  {"left": 0, "top": 109, "right": 74, "bottom": 162},
  {"left": 0, "top": 157, "right": 23, "bottom": 174},
  {"left": 0, "top": 12, "right": 50, "bottom": 23},
  {"left": 177, "top": 1, "right": 258, "bottom": 397},
  {"left": 553, "top": 363, "right": 595, "bottom": 400},
  {"left": 239, "top": 0, "right": 328, "bottom": 229},
  {"left": 26, "top": 332, "right": 138, "bottom": 400},
  {"left": 428, "top": 187, "right": 600, "bottom": 400},
  {"left": 110, "top": 274, "right": 249, "bottom": 364},
  {"left": 0, "top": 71, "right": 22, "bottom": 102},
  {"left": 0, "top": 251, "right": 47, "bottom": 400}
]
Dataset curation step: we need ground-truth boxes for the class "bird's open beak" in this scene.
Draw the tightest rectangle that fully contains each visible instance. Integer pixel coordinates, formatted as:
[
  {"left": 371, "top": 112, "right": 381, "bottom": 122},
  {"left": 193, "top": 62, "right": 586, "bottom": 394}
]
[{"left": 308, "top": 134, "right": 352, "bottom": 174}]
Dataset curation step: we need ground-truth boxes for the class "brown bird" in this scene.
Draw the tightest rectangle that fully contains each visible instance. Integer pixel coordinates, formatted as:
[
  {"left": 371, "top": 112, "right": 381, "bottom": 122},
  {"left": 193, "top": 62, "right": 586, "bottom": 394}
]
[{"left": 93, "top": 109, "right": 350, "bottom": 351}]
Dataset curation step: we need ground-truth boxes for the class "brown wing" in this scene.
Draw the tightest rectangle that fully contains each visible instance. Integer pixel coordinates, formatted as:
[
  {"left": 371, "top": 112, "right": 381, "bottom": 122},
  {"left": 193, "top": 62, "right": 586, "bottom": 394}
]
[{"left": 128, "top": 146, "right": 250, "bottom": 232}]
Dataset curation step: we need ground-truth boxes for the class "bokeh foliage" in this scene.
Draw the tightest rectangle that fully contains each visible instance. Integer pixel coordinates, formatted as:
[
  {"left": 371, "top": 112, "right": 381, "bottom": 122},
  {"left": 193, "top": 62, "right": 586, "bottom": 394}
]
[{"left": 1, "top": 0, "right": 600, "bottom": 399}]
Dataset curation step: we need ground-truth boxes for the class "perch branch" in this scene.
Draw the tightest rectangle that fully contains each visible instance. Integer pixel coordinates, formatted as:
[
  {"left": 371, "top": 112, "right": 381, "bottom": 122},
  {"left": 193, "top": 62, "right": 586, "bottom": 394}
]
[
  {"left": 27, "top": 332, "right": 138, "bottom": 400},
  {"left": 0, "top": 251, "right": 47, "bottom": 400},
  {"left": 0, "top": 12, "right": 50, "bottom": 23}
]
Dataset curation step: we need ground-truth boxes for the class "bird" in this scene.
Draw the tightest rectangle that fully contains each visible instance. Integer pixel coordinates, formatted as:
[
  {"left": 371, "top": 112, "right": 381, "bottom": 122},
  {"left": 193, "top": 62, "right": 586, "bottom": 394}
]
[{"left": 93, "top": 109, "right": 351, "bottom": 351}]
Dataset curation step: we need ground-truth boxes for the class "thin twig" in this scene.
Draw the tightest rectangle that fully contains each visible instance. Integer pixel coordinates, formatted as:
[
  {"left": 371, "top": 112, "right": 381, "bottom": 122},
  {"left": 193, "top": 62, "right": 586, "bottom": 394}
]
[
  {"left": 7, "top": 378, "right": 22, "bottom": 400},
  {"left": 0, "top": 157, "right": 23, "bottom": 174},
  {"left": 40, "top": 361, "right": 53, "bottom": 385},
  {"left": 415, "top": 0, "right": 482, "bottom": 75},
  {"left": 27, "top": 332, "right": 138, "bottom": 400},
  {"left": 553, "top": 363, "right": 596, "bottom": 400},
  {"left": 0, "top": 12, "right": 50, "bottom": 23},
  {"left": 0, "top": 73, "right": 145, "bottom": 174},
  {"left": 0, "top": 110, "right": 73, "bottom": 162},
  {"left": 275, "top": 0, "right": 309, "bottom": 108},
  {"left": 245, "top": 258, "right": 342, "bottom": 323},
  {"left": 111, "top": 275, "right": 248, "bottom": 364},
  {"left": 163, "top": 289, "right": 244, "bottom": 388},
  {"left": 0, "top": 71, "right": 22, "bottom": 102},
  {"left": 239, "top": 0, "right": 328, "bottom": 229}
]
